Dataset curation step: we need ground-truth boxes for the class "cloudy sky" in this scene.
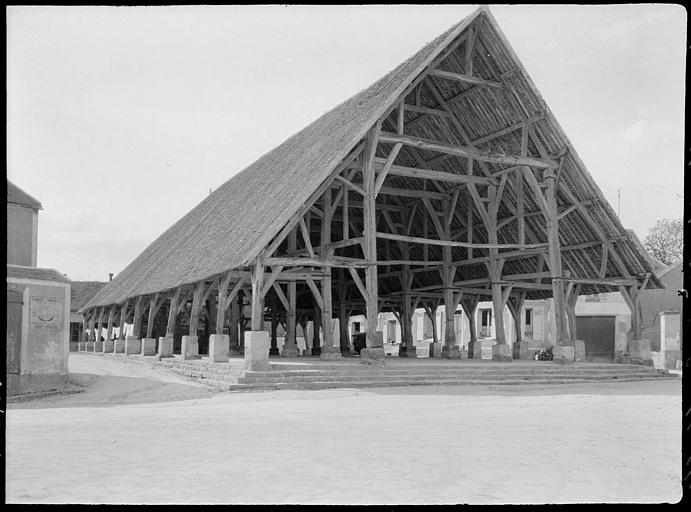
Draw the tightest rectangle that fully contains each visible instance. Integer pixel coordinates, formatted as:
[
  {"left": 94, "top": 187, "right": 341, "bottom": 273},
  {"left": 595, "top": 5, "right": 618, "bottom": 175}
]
[{"left": 7, "top": 4, "right": 686, "bottom": 281}]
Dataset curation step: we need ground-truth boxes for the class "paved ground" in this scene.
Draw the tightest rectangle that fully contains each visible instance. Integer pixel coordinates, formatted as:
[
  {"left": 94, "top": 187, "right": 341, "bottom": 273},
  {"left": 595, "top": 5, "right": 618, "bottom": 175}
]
[{"left": 6, "top": 354, "right": 682, "bottom": 504}]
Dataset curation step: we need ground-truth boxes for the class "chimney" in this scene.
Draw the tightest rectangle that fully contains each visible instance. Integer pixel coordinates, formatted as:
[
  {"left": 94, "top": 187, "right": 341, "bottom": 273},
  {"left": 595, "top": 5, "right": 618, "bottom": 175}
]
[{"left": 109, "top": 273, "right": 113, "bottom": 282}]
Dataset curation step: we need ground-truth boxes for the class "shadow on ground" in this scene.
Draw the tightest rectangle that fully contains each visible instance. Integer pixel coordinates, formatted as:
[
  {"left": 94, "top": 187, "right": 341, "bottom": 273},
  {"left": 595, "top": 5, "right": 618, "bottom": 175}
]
[
  {"left": 9, "top": 372, "right": 216, "bottom": 409},
  {"left": 363, "top": 378, "right": 682, "bottom": 397}
]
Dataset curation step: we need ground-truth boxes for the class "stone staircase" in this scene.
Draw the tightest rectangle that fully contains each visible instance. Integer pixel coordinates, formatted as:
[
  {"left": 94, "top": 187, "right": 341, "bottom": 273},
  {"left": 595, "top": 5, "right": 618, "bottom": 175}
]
[{"left": 146, "top": 356, "right": 678, "bottom": 392}]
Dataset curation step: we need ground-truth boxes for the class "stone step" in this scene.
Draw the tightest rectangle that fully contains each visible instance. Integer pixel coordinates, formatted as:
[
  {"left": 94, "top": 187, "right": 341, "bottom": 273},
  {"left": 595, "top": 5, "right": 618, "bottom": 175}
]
[
  {"left": 237, "top": 371, "right": 671, "bottom": 384},
  {"left": 220, "top": 376, "right": 675, "bottom": 392},
  {"left": 236, "top": 368, "right": 666, "bottom": 380}
]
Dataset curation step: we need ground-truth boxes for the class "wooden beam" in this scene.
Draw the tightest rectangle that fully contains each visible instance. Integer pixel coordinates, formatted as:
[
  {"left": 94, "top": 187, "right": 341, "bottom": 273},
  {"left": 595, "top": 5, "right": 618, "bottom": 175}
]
[
  {"left": 264, "top": 256, "right": 371, "bottom": 268},
  {"left": 378, "top": 132, "right": 557, "bottom": 169},
  {"left": 374, "top": 159, "right": 496, "bottom": 186},
  {"left": 375, "top": 231, "right": 548, "bottom": 250},
  {"left": 305, "top": 275, "right": 324, "bottom": 311},
  {"left": 428, "top": 68, "right": 502, "bottom": 88},
  {"left": 403, "top": 103, "right": 452, "bottom": 118},
  {"left": 335, "top": 175, "right": 366, "bottom": 196}
]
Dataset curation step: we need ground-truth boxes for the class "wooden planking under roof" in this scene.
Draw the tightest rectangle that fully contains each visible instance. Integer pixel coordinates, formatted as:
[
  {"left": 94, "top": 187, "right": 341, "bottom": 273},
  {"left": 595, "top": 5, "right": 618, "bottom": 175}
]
[{"left": 83, "top": 6, "right": 661, "bottom": 312}]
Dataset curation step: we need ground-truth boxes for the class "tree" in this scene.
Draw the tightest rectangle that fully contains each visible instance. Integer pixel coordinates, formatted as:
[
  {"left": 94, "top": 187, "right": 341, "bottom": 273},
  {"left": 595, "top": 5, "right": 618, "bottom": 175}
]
[{"left": 644, "top": 218, "right": 683, "bottom": 265}]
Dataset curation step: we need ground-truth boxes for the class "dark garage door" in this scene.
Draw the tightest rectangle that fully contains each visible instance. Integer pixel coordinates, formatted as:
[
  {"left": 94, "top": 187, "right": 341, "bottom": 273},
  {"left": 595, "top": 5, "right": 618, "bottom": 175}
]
[{"left": 576, "top": 316, "right": 615, "bottom": 362}]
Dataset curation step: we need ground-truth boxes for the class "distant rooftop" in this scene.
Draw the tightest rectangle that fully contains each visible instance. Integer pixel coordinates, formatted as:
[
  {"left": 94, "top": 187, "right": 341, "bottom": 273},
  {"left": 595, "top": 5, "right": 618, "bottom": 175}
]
[
  {"left": 7, "top": 180, "right": 43, "bottom": 210},
  {"left": 70, "top": 281, "right": 108, "bottom": 312}
]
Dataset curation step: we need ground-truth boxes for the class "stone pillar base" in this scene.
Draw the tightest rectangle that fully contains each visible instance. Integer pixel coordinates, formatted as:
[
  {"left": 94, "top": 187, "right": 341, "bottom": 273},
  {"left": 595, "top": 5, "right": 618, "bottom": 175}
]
[
  {"left": 628, "top": 338, "right": 653, "bottom": 366},
  {"left": 94, "top": 341, "right": 103, "bottom": 352},
  {"left": 398, "top": 345, "right": 418, "bottom": 358},
  {"left": 428, "top": 342, "right": 443, "bottom": 358},
  {"left": 245, "top": 331, "right": 270, "bottom": 371},
  {"left": 141, "top": 337, "right": 157, "bottom": 356},
  {"left": 553, "top": 345, "right": 575, "bottom": 364},
  {"left": 209, "top": 334, "right": 229, "bottom": 362},
  {"left": 340, "top": 345, "right": 352, "bottom": 357},
  {"left": 281, "top": 342, "right": 300, "bottom": 357},
  {"left": 320, "top": 345, "right": 343, "bottom": 360},
  {"left": 125, "top": 336, "right": 141, "bottom": 355},
  {"left": 442, "top": 345, "right": 464, "bottom": 359},
  {"left": 574, "top": 340, "right": 586, "bottom": 362},
  {"left": 114, "top": 339, "right": 125, "bottom": 353},
  {"left": 181, "top": 335, "right": 199, "bottom": 360},
  {"left": 269, "top": 347, "right": 280, "bottom": 356},
  {"left": 359, "top": 347, "right": 386, "bottom": 365},
  {"left": 103, "top": 340, "right": 114, "bottom": 353},
  {"left": 491, "top": 343, "right": 513, "bottom": 362},
  {"left": 78, "top": 342, "right": 86, "bottom": 351},
  {"left": 311, "top": 346, "right": 322, "bottom": 356},
  {"left": 158, "top": 337, "right": 174, "bottom": 358},
  {"left": 473, "top": 339, "right": 496, "bottom": 360},
  {"left": 85, "top": 342, "right": 95, "bottom": 351},
  {"left": 512, "top": 341, "right": 533, "bottom": 359}
]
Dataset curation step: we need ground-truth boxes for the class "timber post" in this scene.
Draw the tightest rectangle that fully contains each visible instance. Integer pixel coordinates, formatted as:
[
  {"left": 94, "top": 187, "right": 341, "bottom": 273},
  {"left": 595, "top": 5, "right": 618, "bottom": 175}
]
[
  {"left": 461, "top": 295, "right": 479, "bottom": 358},
  {"left": 320, "top": 188, "right": 341, "bottom": 359},
  {"left": 103, "top": 306, "right": 115, "bottom": 353},
  {"left": 362, "top": 122, "right": 385, "bottom": 363},
  {"left": 281, "top": 229, "right": 300, "bottom": 357},
  {"left": 245, "top": 255, "right": 270, "bottom": 370}
]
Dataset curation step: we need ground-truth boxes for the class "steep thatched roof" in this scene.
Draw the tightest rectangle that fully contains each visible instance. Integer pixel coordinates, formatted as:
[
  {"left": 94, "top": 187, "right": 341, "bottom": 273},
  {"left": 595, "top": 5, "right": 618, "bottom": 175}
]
[
  {"left": 7, "top": 180, "right": 42, "bottom": 210},
  {"left": 84, "top": 6, "right": 661, "bottom": 311}
]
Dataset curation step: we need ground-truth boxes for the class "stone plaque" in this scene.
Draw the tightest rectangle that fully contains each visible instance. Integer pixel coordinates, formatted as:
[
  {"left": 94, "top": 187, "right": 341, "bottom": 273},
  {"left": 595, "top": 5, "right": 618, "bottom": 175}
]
[{"left": 30, "top": 296, "right": 63, "bottom": 331}]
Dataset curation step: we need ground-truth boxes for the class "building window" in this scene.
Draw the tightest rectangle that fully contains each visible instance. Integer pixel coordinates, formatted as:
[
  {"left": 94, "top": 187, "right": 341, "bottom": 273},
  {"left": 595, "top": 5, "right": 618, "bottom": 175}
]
[
  {"left": 480, "top": 309, "right": 492, "bottom": 337},
  {"left": 388, "top": 320, "right": 397, "bottom": 343},
  {"left": 353, "top": 322, "right": 361, "bottom": 333},
  {"left": 69, "top": 322, "right": 81, "bottom": 342},
  {"left": 524, "top": 308, "right": 533, "bottom": 338},
  {"left": 423, "top": 314, "right": 433, "bottom": 339}
]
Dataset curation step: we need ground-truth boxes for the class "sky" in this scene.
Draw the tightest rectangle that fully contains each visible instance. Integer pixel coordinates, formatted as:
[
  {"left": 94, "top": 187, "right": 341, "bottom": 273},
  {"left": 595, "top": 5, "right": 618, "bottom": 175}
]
[{"left": 7, "top": 4, "right": 687, "bottom": 281}]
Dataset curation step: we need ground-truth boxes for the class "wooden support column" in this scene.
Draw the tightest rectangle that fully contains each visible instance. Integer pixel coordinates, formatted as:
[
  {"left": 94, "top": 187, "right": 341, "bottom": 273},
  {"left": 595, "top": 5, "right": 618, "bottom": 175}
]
[
  {"left": 618, "top": 274, "right": 652, "bottom": 365},
  {"left": 188, "top": 282, "right": 206, "bottom": 336},
  {"left": 87, "top": 310, "right": 96, "bottom": 341},
  {"left": 363, "top": 123, "right": 382, "bottom": 350},
  {"left": 269, "top": 294, "right": 279, "bottom": 355},
  {"left": 507, "top": 291, "right": 527, "bottom": 358},
  {"left": 145, "top": 293, "right": 160, "bottom": 339},
  {"left": 95, "top": 307, "right": 104, "bottom": 341},
  {"left": 564, "top": 283, "right": 581, "bottom": 342},
  {"left": 423, "top": 301, "right": 439, "bottom": 344},
  {"left": 131, "top": 296, "right": 143, "bottom": 339},
  {"left": 215, "top": 272, "right": 233, "bottom": 335},
  {"left": 400, "top": 244, "right": 416, "bottom": 357},
  {"left": 250, "top": 257, "right": 265, "bottom": 331},
  {"left": 284, "top": 230, "right": 298, "bottom": 348},
  {"left": 311, "top": 302, "right": 321, "bottom": 356},
  {"left": 118, "top": 301, "right": 129, "bottom": 340},
  {"left": 105, "top": 306, "right": 116, "bottom": 342},
  {"left": 228, "top": 290, "right": 241, "bottom": 353},
  {"left": 440, "top": 198, "right": 459, "bottom": 355},
  {"left": 166, "top": 288, "right": 181, "bottom": 338},
  {"left": 486, "top": 183, "right": 508, "bottom": 347},
  {"left": 460, "top": 295, "right": 480, "bottom": 357},
  {"left": 544, "top": 168, "right": 569, "bottom": 346},
  {"left": 320, "top": 189, "right": 340, "bottom": 359},
  {"left": 338, "top": 269, "right": 351, "bottom": 355}
]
